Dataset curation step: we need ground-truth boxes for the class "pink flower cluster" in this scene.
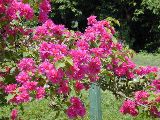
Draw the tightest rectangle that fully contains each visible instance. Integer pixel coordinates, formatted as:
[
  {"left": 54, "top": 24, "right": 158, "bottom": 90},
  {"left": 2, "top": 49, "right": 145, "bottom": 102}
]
[
  {"left": 11, "top": 109, "right": 18, "bottom": 120},
  {"left": 25, "top": 15, "right": 126, "bottom": 119},
  {"left": 106, "top": 54, "right": 160, "bottom": 81},
  {"left": 134, "top": 66, "right": 159, "bottom": 76},
  {"left": 5, "top": 0, "right": 34, "bottom": 20},
  {"left": 75, "top": 81, "right": 85, "bottom": 92},
  {"left": 121, "top": 79, "right": 160, "bottom": 118},
  {"left": 5, "top": 58, "right": 45, "bottom": 104},
  {"left": 38, "top": 60, "right": 71, "bottom": 94},
  {"left": 33, "top": 20, "right": 66, "bottom": 40},
  {"left": 35, "top": 16, "right": 119, "bottom": 86},
  {"left": 16, "top": 71, "right": 31, "bottom": 83},
  {"left": 87, "top": 15, "right": 97, "bottom": 25},
  {"left": 106, "top": 56, "right": 136, "bottom": 79},
  {"left": 38, "top": 0, "right": 51, "bottom": 23},
  {"left": 66, "top": 97, "right": 86, "bottom": 119},
  {"left": 38, "top": 60, "right": 64, "bottom": 83},
  {"left": 0, "top": 0, "right": 34, "bottom": 39},
  {"left": 134, "top": 90, "right": 149, "bottom": 104},
  {"left": 120, "top": 100, "right": 138, "bottom": 116},
  {"left": 18, "top": 58, "right": 36, "bottom": 74},
  {"left": 39, "top": 42, "right": 67, "bottom": 61},
  {"left": 5, "top": 84, "right": 17, "bottom": 94},
  {"left": 152, "top": 79, "right": 160, "bottom": 90},
  {"left": 31, "top": 15, "right": 160, "bottom": 119},
  {"left": 57, "top": 80, "right": 70, "bottom": 95},
  {"left": 3, "top": 24, "right": 33, "bottom": 37},
  {"left": 0, "top": 0, "right": 6, "bottom": 14}
]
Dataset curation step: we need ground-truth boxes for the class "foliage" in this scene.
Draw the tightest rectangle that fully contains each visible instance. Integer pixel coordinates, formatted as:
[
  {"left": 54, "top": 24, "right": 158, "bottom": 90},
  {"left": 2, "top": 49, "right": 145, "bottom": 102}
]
[
  {"left": 142, "top": 0, "right": 160, "bottom": 15},
  {"left": 0, "top": 0, "right": 160, "bottom": 120},
  {"left": 49, "top": 0, "right": 101, "bottom": 31},
  {"left": 48, "top": 0, "right": 160, "bottom": 52}
]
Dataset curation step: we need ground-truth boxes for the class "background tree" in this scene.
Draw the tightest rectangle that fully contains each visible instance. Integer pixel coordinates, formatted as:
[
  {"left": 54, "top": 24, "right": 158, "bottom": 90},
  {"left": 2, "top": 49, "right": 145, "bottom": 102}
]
[{"left": 50, "top": 0, "right": 160, "bottom": 52}]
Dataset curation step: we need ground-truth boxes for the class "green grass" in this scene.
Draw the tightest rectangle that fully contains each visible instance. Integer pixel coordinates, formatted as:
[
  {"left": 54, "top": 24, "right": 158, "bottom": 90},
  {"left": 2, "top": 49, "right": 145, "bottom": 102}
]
[
  {"left": 1, "top": 53, "right": 160, "bottom": 120},
  {"left": 133, "top": 52, "right": 160, "bottom": 67}
]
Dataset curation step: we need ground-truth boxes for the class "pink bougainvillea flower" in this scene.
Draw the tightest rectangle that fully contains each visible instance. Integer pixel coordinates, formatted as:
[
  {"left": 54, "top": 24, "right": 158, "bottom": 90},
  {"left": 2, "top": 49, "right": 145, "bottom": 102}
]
[
  {"left": 18, "top": 58, "right": 36, "bottom": 72},
  {"left": 87, "top": 15, "right": 97, "bottom": 25},
  {"left": 67, "top": 97, "right": 86, "bottom": 119},
  {"left": 5, "top": 84, "right": 17, "bottom": 94},
  {"left": 35, "top": 87, "right": 45, "bottom": 100},
  {"left": 16, "top": 71, "right": 31, "bottom": 83},
  {"left": 11, "top": 109, "right": 18, "bottom": 120},
  {"left": 134, "top": 90, "right": 149, "bottom": 104},
  {"left": 75, "top": 81, "right": 84, "bottom": 92},
  {"left": 120, "top": 100, "right": 138, "bottom": 116}
]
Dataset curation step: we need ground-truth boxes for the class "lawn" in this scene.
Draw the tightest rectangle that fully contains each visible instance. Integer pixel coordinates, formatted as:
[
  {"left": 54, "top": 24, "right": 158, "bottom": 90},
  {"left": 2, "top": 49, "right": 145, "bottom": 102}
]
[
  {"left": 0, "top": 53, "right": 159, "bottom": 120},
  {"left": 132, "top": 52, "right": 160, "bottom": 67}
]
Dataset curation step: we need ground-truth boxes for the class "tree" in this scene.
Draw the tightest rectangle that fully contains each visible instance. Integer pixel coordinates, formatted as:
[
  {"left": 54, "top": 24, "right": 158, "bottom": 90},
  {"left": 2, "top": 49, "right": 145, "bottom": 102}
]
[{"left": 49, "top": 0, "right": 160, "bottom": 52}]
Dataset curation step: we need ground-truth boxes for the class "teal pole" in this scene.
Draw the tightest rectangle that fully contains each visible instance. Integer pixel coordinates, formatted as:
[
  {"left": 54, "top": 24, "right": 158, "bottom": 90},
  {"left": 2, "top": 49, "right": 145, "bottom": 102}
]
[{"left": 89, "top": 83, "right": 102, "bottom": 120}]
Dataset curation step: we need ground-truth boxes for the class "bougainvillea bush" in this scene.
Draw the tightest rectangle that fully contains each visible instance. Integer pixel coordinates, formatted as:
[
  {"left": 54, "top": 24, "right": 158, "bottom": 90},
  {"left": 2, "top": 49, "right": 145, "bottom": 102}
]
[{"left": 0, "top": 0, "right": 160, "bottom": 120}]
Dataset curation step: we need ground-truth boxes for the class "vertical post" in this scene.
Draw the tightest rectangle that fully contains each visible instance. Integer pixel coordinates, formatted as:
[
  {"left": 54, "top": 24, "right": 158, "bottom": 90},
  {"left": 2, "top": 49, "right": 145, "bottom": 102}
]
[{"left": 89, "top": 83, "right": 102, "bottom": 120}]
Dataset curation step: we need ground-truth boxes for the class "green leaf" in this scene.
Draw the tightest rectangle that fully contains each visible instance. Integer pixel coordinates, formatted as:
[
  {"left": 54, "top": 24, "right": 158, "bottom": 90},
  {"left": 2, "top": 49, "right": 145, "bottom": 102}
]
[
  {"left": 146, "top": 85, "right": 154, "bottom": 90},
  {"left": 128, "top": 81, "right": 134, "bottom": 85},
  {"left": 55, "top": 60, "right": 66, "bottom": 69},
  {"left": 5, "top": 94, "right": 15, "bottom": 102},
  {"left": 23, "top": 51, "right": 33, "bottom": 57},
  {"left": 112, "top": 36, "right": 118, "bottom": 43},
  {"left": 106, "top": 17, "right": 120, "bottom": 26},
  {"left": 139, "top": 79, "right": 145, "bottom": 83},
  {"left": 148, "top": 94, "right": 155, "bottom": 102},
  {"left": 64, "top": 56, "right": 73, "bottom": 66},
  {"left": 10, "top": 67, "right": 16, "bottom": 74},
  {"left": 0, "top": 68, "right": 6, "bottom": 73}
]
